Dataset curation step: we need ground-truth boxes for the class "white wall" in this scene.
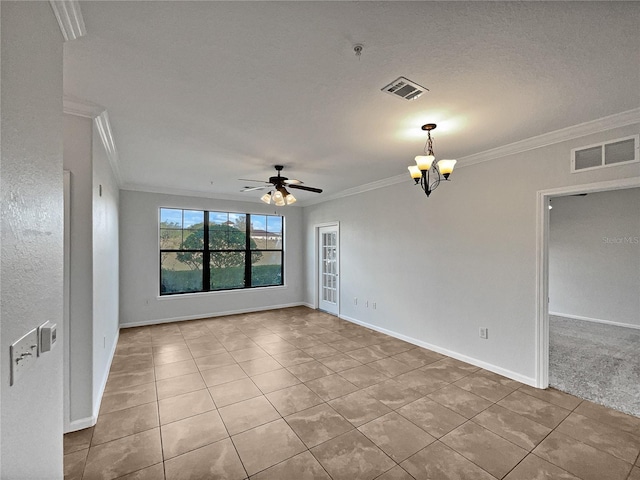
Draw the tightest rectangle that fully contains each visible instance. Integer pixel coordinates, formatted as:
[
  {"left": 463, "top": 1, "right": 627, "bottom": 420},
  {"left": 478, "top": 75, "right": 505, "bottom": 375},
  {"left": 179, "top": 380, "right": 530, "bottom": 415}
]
[
  {"left": 549, "top": 188, "right": 640, "bottom": 328},
  {"left": 119, "top": 190, "right": 305, "bottom": 326},
  {"left": 303, "top": 124, "right": 640, "bottom": 385},
  {"left": 1, "top": 2, "right": 64, "bottom": 478},
  {"left": 63, "top": 114, "right": 94, "bottom": 424},
  {"left": 91, "top": 127, "right": 120, "bottom": 418}
]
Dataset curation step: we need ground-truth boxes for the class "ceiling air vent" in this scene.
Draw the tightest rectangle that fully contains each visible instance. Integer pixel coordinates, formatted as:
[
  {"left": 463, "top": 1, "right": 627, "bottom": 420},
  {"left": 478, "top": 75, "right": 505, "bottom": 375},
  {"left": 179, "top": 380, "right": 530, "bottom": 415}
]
[{"left": 381, "top": 76, "right": 428, "bottom": 101}]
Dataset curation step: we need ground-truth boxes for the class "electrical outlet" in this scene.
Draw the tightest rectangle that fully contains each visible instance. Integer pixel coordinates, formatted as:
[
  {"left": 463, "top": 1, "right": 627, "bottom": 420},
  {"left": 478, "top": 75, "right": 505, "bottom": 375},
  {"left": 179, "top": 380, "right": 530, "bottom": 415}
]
[
  {"left": 479, "top": 328, "right": 488, "bottom": 339},
  {"left": 372, "top": 302, "right": 377, "bottom": 309}
]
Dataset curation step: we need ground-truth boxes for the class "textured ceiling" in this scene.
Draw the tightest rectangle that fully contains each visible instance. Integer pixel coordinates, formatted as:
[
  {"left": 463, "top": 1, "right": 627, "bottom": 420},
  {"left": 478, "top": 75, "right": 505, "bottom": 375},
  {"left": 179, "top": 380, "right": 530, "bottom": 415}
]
[{"left": 64, "top": 1, "right": 640, "bottom": 204}]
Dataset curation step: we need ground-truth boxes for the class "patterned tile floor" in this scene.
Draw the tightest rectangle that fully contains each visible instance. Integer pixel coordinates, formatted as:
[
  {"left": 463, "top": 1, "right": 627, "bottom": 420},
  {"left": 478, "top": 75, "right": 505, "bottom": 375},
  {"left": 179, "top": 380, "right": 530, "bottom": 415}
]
[{"left": 64, "top": 307, "right": 640, "bottom": 480}]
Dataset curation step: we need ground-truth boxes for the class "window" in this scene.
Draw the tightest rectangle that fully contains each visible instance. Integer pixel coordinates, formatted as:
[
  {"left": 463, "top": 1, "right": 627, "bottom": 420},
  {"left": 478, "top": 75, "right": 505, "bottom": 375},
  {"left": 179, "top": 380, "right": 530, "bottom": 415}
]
[{"left": 160, "top": 208, "right": 283, "bottom": 295}]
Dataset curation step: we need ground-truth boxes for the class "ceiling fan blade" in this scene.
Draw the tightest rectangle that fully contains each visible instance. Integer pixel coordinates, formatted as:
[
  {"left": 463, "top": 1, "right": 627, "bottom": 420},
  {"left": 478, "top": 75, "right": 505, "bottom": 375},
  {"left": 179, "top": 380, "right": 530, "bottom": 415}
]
[
  {"left": 238, "top": 178, "right": 271, "bottom": 184},
  {"left": 241, "top": 186, "right": 269, "bottom": 192},
  {"left": 284, "top": 179, "right": 302, "bottom": 185},
  {"left": 289, "top": 184, "right": 323, "bottom": 194}
]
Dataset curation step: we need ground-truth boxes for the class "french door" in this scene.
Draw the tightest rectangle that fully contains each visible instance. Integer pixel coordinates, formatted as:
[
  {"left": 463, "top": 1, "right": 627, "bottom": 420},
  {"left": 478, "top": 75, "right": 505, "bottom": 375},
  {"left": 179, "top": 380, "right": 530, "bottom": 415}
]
[{"left": 318, "top": 224, "right": 339, "bottom": 315}]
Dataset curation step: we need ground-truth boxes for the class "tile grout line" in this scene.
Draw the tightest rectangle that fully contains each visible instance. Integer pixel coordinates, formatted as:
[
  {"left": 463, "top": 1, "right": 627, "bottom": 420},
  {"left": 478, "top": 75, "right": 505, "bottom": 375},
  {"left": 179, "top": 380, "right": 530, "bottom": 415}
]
[
  {"left": 499, "top": 395, "right": 584, "bottom": 480},
  {"left": 73, "top": 308, "right": 639, "bottom": 480},
  {"left": 212, "top": 389, "right": 251, "bottom": 480},
  {"left": 153, "top": 373, "right": 168, "bottom": 480}
]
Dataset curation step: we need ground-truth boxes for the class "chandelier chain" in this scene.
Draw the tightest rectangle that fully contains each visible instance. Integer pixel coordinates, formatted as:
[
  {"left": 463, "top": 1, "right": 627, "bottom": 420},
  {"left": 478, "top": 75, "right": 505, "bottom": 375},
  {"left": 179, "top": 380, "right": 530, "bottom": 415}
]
[{"left": 425, "top": 130, "right": 434, "bottom": 157}]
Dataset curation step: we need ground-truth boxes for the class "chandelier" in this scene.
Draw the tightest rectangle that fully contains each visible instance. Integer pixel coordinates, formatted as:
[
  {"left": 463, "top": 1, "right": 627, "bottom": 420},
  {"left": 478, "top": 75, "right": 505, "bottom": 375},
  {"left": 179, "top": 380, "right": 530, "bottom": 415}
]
[{"left": 407, "top": 123, "right": 457, "bottom": 197}]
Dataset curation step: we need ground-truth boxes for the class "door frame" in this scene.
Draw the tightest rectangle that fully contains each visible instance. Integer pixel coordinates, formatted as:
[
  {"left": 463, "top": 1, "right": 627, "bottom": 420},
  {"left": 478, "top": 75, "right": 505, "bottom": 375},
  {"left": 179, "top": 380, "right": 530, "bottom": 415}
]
[
  {"left": 314, "top": 222, "right": 340, "bottom": 315},
  {"left": 63, "top": 170, "right": 71, "bottom": 431},
  {"left": 535, "top": 176, "right": 640, "bottom": 388}
]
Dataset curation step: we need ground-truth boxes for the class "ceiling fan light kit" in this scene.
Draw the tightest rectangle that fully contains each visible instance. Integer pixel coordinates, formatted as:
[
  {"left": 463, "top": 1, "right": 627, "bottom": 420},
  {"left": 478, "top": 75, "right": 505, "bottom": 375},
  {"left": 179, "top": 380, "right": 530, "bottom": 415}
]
[
  {"left": 243, "top": 165, "right": 322, "bottom": 206},
  {"left": 408, "top": 123, "right": 457, "bottom": 197},
  {"left": 261, "top": 186, "right": 297, "bottom": 206}
]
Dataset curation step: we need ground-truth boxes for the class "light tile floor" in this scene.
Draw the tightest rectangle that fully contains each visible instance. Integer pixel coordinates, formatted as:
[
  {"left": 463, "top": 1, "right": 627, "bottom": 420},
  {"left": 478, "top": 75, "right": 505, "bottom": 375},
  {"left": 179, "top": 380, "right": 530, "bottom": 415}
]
[{"left": 64, "top": 307, "right": 640, "bottom": 480}]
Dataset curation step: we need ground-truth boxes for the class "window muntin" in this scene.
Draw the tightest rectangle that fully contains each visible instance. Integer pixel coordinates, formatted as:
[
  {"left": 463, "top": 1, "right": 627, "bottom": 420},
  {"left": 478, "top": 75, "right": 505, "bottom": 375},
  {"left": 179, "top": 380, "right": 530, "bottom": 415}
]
[{"left": 160, "top": 208, "right": 284, "bottom": 295}]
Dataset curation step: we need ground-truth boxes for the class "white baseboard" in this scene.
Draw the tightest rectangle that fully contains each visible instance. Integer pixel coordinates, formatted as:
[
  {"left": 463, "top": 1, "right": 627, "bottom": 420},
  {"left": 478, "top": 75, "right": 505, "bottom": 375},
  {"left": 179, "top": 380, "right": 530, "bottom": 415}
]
[
  {"left": 66, "top": 416, "right": 97, "bottom": 433},
  {"left": 120, "top": 303, "right": 307, "bottom": 328},
  {"left": 301, "top": 302, "right": 315, "bottom": 309},
  {"left": 93, "top": 329, "right": 119, "bottom": 419},
  {"left": 550, "top": 312, "right": 640, "bottom": 330},
  {"left": 339, "top": 314, "right": 537, "bottom": 388},
  {"left": 64, "top": 329, "right": 119, "bottom": 434}
]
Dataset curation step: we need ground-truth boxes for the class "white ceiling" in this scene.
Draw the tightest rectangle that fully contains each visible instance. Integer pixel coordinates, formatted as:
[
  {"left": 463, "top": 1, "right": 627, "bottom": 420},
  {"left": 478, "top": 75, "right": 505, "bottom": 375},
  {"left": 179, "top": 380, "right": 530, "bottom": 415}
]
[{"left": 64, "top": 1, "right": 640, "bottom": 204}]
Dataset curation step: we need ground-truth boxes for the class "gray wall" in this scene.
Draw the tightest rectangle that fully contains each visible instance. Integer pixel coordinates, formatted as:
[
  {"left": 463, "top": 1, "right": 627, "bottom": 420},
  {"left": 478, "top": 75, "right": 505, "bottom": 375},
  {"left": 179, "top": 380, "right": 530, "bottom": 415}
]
[
  {"left": 549, "top": 188, "right": 640, "bottom": 327},
  {"left": 1, "top": 2, "right": 64, "bottom": 477},
  {"left": 303, "top": 124, "right": 640, "bottom": 385},
  {"left": 119, "top": 190, "right": 305, "bottom": 326},
  {"left": 63, "top": 114, "right": 94, "bottom": 425},
  {"left": 63, "top": 114, "right": 121, "bottom": 431},
  {"left": 91, "top": 127, "right": 120, "bottom": 415}
]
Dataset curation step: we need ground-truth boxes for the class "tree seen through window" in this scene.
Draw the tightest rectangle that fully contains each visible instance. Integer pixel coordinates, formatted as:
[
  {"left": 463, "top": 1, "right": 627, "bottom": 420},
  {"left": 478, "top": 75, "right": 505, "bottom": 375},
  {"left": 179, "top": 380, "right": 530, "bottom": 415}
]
[{"left": 159, "top": 208, "right": 282, "bottom": 294}]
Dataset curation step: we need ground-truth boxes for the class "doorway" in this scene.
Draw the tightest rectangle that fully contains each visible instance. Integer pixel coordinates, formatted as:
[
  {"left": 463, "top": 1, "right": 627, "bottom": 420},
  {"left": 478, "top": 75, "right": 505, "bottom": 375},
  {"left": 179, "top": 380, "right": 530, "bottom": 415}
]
[
  {"left": 547, "top": 187, "right": 640, "bottom": 415},
  {"left": 536, "top": 177, "right": 640, "bottom": 393},
  {"left": 317, "top": 223, "right": 339, "bottom": 315}
]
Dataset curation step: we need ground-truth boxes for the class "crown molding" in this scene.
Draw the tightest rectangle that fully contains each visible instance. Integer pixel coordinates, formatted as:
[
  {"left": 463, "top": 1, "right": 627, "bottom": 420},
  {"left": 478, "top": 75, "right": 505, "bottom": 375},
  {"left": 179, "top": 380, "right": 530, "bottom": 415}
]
[
  {"left": 302, "top": 174, "right": 407, "bottom": 207},
  {"left": 305, "top": 108, "right": 640, "bottom": 207},
  {"left": 458, "top": 107, "right": 640, "bottom": 168},
  {"left": 63, "top": 96, "right": 122, "bottom": 187},
  {"left": 94, "top": 111, "right": 123, "bottom": 187},
  {"left": 91, "top": 107, "right": 640, "bottom": 207},
  {"left": 120, "top": 183, "right": 303, "bottom": 207},
  {"left": 63, "top": 95, "right": 104, "bottom": 119},
  {"left": 50, "top": 1, "right": 86, "bottom": 42},
  {"left": 121, "top": 183, "right": 250, "bottom": 202}
]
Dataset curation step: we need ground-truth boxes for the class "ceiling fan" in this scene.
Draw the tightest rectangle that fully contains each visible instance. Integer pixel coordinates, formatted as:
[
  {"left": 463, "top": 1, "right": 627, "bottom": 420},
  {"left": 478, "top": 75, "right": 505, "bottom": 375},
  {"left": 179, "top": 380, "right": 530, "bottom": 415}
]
[{"left": 240, "top": 165, "right": 323, "bottom": 206}]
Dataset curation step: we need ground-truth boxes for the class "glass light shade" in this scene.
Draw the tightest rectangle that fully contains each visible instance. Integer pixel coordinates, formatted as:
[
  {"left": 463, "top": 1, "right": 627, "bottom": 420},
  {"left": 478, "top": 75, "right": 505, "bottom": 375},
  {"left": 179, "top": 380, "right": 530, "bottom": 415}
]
[
  {"left": 272, "top": 190, "right": 285, "bottom": 206},
  {"left": 260, "top": 192, "right": 272, "bottom": 204},
  {"left": 285, "top": 193, "right": 297, "bottom": 205},
  {"left": 407, "top": 165, "right": 421, "bottom": 179},
  {"left": 415, "top": 155, "right": 435, "bottom": 171},
  {"left": 437, "top": 159, "right": 457, "bottom": 178}
]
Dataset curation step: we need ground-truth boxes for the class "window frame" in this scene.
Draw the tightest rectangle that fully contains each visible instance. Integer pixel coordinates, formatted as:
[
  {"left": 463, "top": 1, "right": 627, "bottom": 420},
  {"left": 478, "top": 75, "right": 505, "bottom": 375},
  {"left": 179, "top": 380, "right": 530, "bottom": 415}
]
[{"left": 159, "top": 208, "right": 284, "bottom": 296}]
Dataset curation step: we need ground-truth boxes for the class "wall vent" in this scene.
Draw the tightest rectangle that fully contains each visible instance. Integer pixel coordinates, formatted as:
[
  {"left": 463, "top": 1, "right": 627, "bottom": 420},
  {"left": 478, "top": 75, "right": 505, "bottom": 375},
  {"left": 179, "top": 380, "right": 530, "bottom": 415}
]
[
  {"left": 571, "top": 135, "right": 639, "bottom": 173},
  {"left": 381, "top": 77, "right": 428, "bottom": 101}
]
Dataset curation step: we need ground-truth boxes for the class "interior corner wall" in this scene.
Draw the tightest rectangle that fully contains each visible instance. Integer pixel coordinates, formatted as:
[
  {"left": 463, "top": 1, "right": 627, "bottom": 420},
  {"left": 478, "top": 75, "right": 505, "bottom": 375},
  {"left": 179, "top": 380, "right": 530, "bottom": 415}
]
[
  {"left": 63, "top": 113, "right": 94, "bottom": 426},
  {"left": 549, "top": 188, "right": 640, "bottom": 327},
  {"left": 119, "top": 190, "right": 305, "bottom": 327},
  {"left": 91, "top": 128, "right": 120, "bottom": 416},
  {"left": 302, "top": 124, "right": 640, "bottom": 385},
  {"left": 1, "top": 2, "right": 64, "bottom": 478}
]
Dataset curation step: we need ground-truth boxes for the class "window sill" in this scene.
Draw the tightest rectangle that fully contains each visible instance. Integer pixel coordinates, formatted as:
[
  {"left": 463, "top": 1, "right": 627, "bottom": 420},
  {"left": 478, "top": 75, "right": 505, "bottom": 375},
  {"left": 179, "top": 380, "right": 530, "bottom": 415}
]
[{"left": 157, "top": 284, "right": 288, "bottom": 300}]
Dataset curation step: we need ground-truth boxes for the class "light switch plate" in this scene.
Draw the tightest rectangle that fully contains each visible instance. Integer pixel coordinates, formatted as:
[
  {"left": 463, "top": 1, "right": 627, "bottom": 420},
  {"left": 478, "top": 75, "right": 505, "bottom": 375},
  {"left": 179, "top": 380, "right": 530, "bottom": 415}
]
[{"left": 10, "top": 328, "right": 39, "bottom": 386}]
